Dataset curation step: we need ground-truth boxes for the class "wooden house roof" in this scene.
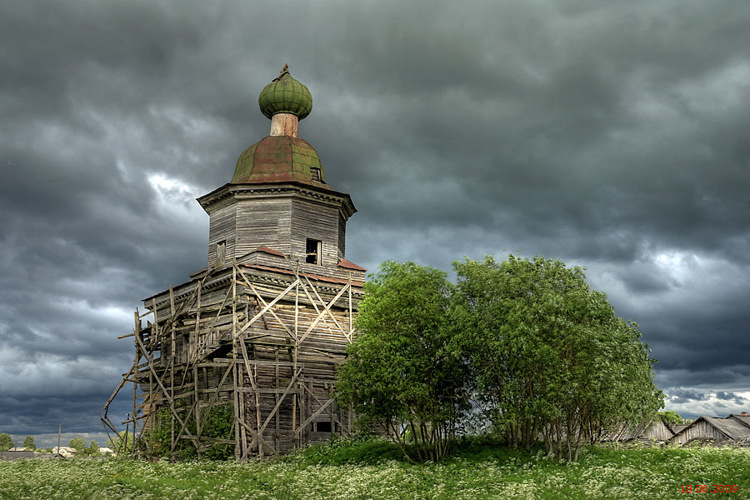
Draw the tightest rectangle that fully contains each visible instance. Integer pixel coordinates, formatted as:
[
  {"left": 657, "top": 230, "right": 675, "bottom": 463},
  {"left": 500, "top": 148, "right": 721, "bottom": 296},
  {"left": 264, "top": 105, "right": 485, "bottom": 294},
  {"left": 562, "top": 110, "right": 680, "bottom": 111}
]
[
  {"left": 338, "top": 259, "right": 366, "bottom": 272},
  {"left": 728, "top": 414, "right": 750, "bottom": 429},
  {"left": 670, "top": 424, "right": 688, "bottom": 434},
  {"left": 672, "top": 416, "right": 750, "bottom": 442},
  {"left": 602, "top": 418, "right": 674, "bottom": 442},
  {"left": 704, "top": 417, "right": 750, "bottom": 440}
]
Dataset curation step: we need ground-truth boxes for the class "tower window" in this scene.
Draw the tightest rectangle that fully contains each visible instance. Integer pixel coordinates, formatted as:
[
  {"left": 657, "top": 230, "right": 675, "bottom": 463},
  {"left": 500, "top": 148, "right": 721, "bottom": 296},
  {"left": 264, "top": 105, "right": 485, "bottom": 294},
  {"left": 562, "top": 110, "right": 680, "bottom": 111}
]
[
  {"left": 306, "top": 238, "right": 321, "bottom": 265},
  {"left": 310, "top": 167, "right": 321, "bottom": 181},
  {"left": 216, "top": 240, "right": 226, "bottom": 267}
]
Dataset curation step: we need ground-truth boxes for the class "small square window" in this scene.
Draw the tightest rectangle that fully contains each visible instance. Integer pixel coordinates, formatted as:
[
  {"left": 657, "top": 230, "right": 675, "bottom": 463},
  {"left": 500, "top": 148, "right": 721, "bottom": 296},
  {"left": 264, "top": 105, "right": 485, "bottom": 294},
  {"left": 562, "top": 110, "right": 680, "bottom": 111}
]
[
  {"left": 310, "top": 167, "right": 321, "bottom": 181},
  {"left": 316, "top": 421, "right": 332, "bottom": 433}
]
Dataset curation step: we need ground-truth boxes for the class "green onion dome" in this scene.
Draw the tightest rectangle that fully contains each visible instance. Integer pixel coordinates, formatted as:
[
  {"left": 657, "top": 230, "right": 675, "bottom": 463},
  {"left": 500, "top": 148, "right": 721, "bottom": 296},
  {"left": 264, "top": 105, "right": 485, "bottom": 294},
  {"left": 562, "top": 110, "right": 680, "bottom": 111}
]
[{"left": 258, "top": 64, "right": 313, "bottom": 120}]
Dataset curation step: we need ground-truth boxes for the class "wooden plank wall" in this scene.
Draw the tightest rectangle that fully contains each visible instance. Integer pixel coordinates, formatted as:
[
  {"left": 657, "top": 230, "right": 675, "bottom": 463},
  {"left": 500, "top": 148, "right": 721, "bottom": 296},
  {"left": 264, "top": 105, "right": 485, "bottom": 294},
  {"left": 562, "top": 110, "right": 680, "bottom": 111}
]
[
  {"left": 338, "top": 211, "right": 346, "bottom": 261},
  {"left": 290, "top": 197, "right": 342, "bottom": 267},
  {"left": 235, "top": 198, "right": 293, "bottom": 257},
  {"left": 671, "top": 420, "right": 727, "bottom": 444},
  {"left": 207, "top": 200, "right": 238, "bottom": 269},
  {"left": 642, "top": 420, "right": 674, "bottom": 441}
]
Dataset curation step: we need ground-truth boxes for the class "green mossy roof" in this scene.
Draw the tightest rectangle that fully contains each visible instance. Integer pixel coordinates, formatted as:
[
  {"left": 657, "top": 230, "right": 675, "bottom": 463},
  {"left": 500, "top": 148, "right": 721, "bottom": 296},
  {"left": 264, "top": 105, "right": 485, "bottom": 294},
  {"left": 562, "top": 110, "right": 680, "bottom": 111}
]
[
  {"left": 231, "top": 136, "right": 329, "bottom": 189},
  {"left": 258, "top": 72, "right": 313, "bottom": 120}
]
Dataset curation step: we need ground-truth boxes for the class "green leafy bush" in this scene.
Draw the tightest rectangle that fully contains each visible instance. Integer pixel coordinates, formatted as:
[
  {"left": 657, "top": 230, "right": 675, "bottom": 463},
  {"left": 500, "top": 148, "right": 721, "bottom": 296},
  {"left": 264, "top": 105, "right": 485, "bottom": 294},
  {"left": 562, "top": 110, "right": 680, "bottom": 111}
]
[
  {"left": 336, "top": 261, "right": 470, "bottom": 463},
  {"left": 146, "top": 404, "right": 234, "bottom": 460},
  {"left": 338, "top": 255, "right": 663, "bottom": 463}
]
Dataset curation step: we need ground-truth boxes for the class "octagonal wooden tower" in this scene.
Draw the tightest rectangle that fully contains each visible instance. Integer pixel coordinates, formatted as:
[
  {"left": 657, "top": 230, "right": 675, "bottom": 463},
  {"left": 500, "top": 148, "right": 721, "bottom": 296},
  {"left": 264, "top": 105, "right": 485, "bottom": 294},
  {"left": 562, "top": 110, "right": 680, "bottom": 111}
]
[{"left": 102, "top": 65, "right": 366, "bottom": 460}]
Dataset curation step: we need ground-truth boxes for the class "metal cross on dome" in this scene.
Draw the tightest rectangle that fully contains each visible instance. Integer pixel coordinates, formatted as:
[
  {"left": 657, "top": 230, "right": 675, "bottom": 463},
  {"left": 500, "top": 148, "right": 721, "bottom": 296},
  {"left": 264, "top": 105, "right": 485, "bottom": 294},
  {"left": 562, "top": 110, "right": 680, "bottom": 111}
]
[{"left": 273, "top": 63, "right": 290, "bottom": 81}]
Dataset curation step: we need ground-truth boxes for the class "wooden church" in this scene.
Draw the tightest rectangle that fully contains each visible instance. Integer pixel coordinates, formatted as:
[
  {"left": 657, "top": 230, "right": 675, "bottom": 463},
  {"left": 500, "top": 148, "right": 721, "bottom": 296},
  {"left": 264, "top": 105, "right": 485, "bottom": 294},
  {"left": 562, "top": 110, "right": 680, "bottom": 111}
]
[{"left": 102, "top": 65, "right": 366, "bottom": 460}]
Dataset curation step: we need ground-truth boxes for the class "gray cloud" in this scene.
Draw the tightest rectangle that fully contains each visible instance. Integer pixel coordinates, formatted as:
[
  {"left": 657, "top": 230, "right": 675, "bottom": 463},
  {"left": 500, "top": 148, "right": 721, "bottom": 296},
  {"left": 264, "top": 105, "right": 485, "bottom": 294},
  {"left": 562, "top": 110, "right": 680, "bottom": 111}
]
[{"left": 667, "top": 389, "right": 712, "bottom": 405}]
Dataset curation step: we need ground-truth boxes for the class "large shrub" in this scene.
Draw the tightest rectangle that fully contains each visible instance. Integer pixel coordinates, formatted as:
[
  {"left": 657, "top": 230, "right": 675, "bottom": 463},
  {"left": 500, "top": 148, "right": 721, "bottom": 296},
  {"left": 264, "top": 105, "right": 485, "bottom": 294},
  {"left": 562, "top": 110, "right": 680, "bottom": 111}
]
[
  {"left": 336, "top": 261, "right": 470, "bottom": 463},
  {"left": 453, "top": 255, "right": 663, "bottom": 460}
]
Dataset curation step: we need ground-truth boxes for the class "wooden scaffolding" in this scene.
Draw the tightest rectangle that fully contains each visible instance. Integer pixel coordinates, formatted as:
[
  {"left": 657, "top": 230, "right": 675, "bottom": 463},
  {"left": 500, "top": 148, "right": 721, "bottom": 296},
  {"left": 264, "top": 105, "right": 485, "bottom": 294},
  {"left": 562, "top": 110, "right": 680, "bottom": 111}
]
[
  {"left": 102, "top": 66, "right": 366, "bottom": 459},
  {"left": 101, "top": 255, "right": 364, "bottom": 460}
]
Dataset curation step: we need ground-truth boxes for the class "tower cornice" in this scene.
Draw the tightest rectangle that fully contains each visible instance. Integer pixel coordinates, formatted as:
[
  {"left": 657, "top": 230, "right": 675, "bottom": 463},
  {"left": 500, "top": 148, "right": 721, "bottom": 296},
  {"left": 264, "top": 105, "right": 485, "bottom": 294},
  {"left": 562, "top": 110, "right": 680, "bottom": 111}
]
[{"left": 197, "top": 181, "right": 357, "bottom": 219}]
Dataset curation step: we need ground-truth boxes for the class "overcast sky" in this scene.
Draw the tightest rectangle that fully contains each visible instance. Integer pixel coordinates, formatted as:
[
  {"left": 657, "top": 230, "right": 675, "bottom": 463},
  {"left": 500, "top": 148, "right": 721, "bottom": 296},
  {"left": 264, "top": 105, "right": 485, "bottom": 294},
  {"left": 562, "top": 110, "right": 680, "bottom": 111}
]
[{"left": 1, "top": 0, "right": 749, "bottom": 447}]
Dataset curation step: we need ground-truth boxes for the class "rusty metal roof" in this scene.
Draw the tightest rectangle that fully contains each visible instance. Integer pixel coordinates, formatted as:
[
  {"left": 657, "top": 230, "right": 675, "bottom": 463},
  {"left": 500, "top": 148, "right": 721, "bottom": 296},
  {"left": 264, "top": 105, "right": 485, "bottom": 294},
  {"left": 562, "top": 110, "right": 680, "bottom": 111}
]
[
  {"left": 231, "top": 135, "right": 330, "bottom": 190},
  {"left": 253, "top": 246, "right": 287, "bottom": 257},
  {"left": 338, "top": 259, "right": 366, "bottom": 271}
]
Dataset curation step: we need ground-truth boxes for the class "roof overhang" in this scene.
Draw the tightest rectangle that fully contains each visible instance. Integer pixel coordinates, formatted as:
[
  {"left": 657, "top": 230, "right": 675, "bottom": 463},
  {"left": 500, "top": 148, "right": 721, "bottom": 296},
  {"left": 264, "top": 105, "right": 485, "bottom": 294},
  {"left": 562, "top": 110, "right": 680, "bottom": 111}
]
[{"left": 196, "top": 181, "right": 357, "bottom": 219}]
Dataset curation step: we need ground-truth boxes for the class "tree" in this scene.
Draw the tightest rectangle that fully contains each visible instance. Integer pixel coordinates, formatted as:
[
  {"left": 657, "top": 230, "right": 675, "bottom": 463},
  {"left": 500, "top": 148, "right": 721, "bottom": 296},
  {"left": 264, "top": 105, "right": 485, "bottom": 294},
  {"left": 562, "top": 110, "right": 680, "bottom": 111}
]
[
  {"left": 453, "top": 255, "right": 662, "bottom": 460},
  {"left": 146, "top": 405, "right": 234, "bottom": 460},
  {"left": 659, "top": 410, "right": 684, "bottom": 427},
  {"left": 0, "top": 433, "right": 12, "bottom": 451},
  {"left": 22, "top": 436, "right": 36, "bottom": 450},
  {"left": 336, "top": 261, "right": 470, "bottom": 463},
  {"left": 69, "top": 436, "right": 87, "bottom": 454},
  {"left": 107, "top": 431, "right": 134, "bottom": 455},
  {"left": 86, "top": 440, "right": 101, "bottom": 456}
]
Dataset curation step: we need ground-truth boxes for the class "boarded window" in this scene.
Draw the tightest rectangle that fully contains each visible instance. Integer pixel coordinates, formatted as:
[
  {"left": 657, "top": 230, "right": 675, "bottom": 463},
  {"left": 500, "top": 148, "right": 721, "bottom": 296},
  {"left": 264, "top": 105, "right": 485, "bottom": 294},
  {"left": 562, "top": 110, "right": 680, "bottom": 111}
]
[
  {"left": 306, "top": 238, "right": 321, "bottom": 265},
  {"left": 216, "top": 240, "right": 226, "bottom": 267}
]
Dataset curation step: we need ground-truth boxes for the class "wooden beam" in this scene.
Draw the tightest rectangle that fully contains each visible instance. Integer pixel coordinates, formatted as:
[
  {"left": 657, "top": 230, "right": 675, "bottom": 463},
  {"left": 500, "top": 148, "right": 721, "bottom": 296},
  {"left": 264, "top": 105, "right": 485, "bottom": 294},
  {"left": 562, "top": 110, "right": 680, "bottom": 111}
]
[
  {"left": 233, "top": 279, "right": 300, "bottom": 339},
  {"left": 299, "top": 382, "right": 349, "bottom": 436},
  {"left": 259, "top": 368, "right": 302, "bottom": 435},
  {"left": 298, "top": 281, "right": 349, "bottom": 344}
]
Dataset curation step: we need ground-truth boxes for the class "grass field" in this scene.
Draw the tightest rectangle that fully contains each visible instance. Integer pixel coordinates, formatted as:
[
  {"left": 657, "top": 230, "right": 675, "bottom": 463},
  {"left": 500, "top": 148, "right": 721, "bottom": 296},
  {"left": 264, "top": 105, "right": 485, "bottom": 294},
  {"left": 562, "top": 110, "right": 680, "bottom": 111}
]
[{"left": 1, "top": 439, "right": 748, "bottom": 499}]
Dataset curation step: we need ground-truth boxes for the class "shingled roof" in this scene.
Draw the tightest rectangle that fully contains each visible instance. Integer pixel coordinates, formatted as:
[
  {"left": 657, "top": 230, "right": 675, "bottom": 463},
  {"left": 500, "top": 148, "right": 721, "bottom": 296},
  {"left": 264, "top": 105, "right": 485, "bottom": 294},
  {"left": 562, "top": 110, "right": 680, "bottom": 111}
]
[
  {"left": 670, "top": 416, "right": 750, "bottom": 444},
  {"left": 728, "top": 414, "right": 750, "bottom": 430},
  {"left": 704, "top": 416, "right": 750, "bottom": 440},
  {"left": 602, "top": 418, "right": 674, "bottom": 442}
]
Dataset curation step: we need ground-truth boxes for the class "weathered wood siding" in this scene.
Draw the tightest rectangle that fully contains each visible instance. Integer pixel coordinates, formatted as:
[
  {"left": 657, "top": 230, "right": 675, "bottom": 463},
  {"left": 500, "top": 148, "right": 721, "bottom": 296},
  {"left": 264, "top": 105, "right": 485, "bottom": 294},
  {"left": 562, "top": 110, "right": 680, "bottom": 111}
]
[
  {"left": 235, "top": 198, "right": 293, "bottom": 257},
  {"left": 108, "top": 179, "right": 362, "bottom": 460},
  {"left": 204, "top": 185, "right": 353, "bottom": 270},
  {"left": 642, "top": 420, "right": 674, "bottom": 441},
  {"left": 290, "top": 197, "right": 343, "bottom": 267},
  {"left": 207, "top": 199, "right": 237, "bottom": 268},
  {"left": 131, "top": 262, "right": 363, "bottom": 459},
  {"left": 338, "top": 211, "right": 346, "bottom": 261},
  {"left": 671, "top": 419, "right": 728, "bottom": 444}
]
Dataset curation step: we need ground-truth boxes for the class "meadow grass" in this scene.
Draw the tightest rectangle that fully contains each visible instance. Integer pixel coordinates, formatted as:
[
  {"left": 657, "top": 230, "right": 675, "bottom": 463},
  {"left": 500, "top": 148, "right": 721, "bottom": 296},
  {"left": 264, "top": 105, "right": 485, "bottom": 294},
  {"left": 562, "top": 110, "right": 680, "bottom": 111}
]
[{"left": 1, "top": 439, "right": 748, "bottom": 499}]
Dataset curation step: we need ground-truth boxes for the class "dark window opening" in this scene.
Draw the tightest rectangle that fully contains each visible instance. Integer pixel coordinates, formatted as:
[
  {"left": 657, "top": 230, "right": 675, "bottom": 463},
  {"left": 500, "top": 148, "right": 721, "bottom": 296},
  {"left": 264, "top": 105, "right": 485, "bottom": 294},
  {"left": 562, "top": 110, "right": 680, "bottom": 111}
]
[
  {"left": 311, "top": 167, "right": 321, "bottom": 181},
  {"left": 316, "top": 421, "right": 332, "bottom": 433},
  {"left": 306, "top": 238, "right": 321, "bottom": 265}
]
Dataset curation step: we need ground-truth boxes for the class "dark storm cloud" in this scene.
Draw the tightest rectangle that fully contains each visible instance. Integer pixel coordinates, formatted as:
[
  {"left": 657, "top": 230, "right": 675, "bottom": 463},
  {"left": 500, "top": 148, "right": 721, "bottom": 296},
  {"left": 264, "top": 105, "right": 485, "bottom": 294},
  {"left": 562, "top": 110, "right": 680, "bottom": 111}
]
[{"left": 1, "top": 0, "right": 749, "bottom": 439}]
